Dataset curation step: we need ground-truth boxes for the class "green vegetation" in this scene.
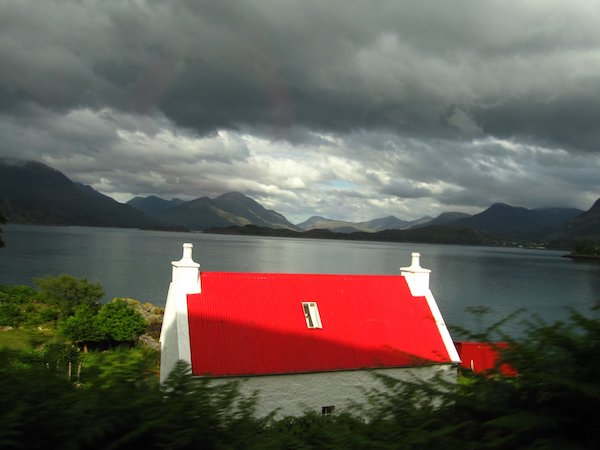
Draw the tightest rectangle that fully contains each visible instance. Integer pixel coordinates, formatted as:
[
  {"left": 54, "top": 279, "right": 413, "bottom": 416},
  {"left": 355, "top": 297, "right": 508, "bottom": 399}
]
[
  {"left": 573, "top": 240, "right": 600, "bottom": 257},
  {"left": 2, "top": 274, "right": 599, "bottom": 449},
  {"left": 35, "top": 274, "right": 104, "bottom": 318},
  {"left": 1, "top": 276, "right": 149, "bottom": 353},
  {"left": 0, "top": 284, "right": 58, "bottom": 327},
  {"left": 556, "top": 240, "right": 600, "bottom": 259},
  {"left": 97, "top": 299, "right": 148, "bottom": 343},
  {"left": 60, "top": 304, "right": 104, "bottom": 351},
  {"left": 59, "top": 299, "right": 148, "bottom": 352},
  {"left": 0, "top": 326, "right": 53, "bottom": 351}
]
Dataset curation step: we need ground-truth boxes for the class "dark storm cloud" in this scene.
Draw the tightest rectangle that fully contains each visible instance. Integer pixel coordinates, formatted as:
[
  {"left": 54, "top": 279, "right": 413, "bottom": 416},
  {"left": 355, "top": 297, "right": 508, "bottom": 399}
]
[
  {"left": 0, "top": 0, "right": 598, "bottom": 222},
  {"left": 475, "top": 93, "right": 600, "bottom": 153},
  {"left": 2, "top": 0, "right": 600, "bottom": 150}
]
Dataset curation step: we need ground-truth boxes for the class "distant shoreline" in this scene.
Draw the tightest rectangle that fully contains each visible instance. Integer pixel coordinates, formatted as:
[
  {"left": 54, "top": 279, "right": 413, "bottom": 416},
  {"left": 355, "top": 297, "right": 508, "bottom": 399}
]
[
  {"left": 562, "top": 253, "right": 600, "bottom": 261},
  {"left": 203, "top": 224, "right": 564, "bottom": 251},
  {"left": 3, "top": 221, "right": 583, "bottom": 252}
]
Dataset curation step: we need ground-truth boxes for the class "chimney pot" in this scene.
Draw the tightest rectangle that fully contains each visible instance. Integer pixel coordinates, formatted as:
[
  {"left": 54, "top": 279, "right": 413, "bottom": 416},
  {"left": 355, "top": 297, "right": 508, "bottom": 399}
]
[
  {"left": 182, "top": 243, "right": 193, "bottom": 261},
  {"left": 400, "top": 251, "right": 431, "bottom": 297},
  {"left": 171, "top": 243, "right": 200, "bottom": 292},
  {"left": 411, "top": 252, "right": 421, "bottom": 268}
]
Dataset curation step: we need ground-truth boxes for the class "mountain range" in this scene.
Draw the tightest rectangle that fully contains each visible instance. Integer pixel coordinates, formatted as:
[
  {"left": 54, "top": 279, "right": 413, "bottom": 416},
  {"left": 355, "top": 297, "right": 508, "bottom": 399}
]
[
  {"left": 296, "top": 215, "right": 433, "bottom": 233},
  {"left": 1, "top": 158, "right": 598, "bottom": 248},
  {"left": 128, "top": 191, "right": 300, "bottom": 231}
]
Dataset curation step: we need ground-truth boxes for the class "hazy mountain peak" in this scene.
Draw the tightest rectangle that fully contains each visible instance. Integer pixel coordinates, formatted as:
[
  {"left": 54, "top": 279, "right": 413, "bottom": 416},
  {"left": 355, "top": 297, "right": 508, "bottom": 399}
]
[
  {"left": 216, "top": 191, "right": 247, "bottom": 200},
  {"left": 0, "top": 157, "right": 29, "bottom": 167},
  {"left": 488, "top": 202, "right": 523, "bottom": 210}
]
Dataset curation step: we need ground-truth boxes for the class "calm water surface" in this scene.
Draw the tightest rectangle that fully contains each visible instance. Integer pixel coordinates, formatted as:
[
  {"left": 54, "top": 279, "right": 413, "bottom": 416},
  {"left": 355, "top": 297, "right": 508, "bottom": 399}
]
[{"left": 1, "top": 224, "right": 598, "bottom": 334}]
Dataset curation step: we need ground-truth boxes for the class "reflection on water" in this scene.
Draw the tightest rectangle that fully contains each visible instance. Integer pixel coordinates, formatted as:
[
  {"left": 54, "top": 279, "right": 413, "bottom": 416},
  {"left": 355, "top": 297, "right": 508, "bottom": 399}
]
[{"left": 1, "top": 224, "right": 598, "bottom": 334}]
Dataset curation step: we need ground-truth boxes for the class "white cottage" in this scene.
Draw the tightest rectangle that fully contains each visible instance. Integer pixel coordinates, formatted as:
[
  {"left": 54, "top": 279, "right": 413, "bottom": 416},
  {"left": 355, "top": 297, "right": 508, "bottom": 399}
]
[{"left": 160, "top": 243, "right": 460, "bottom": 417}]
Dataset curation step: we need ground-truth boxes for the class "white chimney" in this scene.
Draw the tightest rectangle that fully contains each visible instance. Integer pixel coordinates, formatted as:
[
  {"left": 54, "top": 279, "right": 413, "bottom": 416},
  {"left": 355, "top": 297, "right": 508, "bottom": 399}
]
[
  {"left": 400, "top": 252, "right": 431, "bottom": 297},
  {"left": 171, "top": 243, "right": 201, "bottom": 294}
]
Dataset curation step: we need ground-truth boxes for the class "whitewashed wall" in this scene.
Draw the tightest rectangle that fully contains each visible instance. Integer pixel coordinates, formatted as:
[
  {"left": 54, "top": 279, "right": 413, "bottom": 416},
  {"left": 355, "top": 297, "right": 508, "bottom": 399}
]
[{"left": 208, "top": 364, "right": 457, "bottom": 418}]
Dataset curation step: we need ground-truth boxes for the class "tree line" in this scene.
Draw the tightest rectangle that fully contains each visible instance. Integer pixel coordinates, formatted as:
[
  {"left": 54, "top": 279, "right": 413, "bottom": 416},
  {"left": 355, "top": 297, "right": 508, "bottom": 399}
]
[{"left": 1, "top": 275, "right": 147, "bottom": 349}]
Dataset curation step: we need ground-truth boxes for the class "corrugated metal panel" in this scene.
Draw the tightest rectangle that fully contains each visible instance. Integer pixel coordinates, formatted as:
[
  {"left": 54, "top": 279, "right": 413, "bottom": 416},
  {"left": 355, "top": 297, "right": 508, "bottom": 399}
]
[
  {"left": 187, "top": 272, "right": 452, "bottom": 377},
  {"left": 454, "top": 341, "right": 516, "bottom": 375}
]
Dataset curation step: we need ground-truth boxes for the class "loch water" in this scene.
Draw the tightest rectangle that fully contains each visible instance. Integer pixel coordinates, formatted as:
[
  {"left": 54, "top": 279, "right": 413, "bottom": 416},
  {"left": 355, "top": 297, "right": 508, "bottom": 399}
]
[{"left": 1, "top": 224, "right": 598, "bottom": 335}]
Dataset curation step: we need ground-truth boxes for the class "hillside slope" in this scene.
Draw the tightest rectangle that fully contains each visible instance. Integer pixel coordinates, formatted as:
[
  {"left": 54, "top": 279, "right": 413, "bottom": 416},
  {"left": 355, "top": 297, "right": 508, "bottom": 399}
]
[
  {"left": 127, "top": 196, "right": 184, "bottom": 218},
  {"left": 454, "top": 203, "right": 582, "bottom": 241},
  {"left": 0, "top": 159, "right": 157, "bottom": 228},
  {"left": 212, "top": 192, "right": 301, "bottom": 230},
  {"left": 548, "top": 198, "right": 600, "bottom": 244},
  {"left": 132, "top": 192, "right": 300, "bottom": 231},
  {"left": 297, "top": 214, "right": 431, "bottom": 233}
]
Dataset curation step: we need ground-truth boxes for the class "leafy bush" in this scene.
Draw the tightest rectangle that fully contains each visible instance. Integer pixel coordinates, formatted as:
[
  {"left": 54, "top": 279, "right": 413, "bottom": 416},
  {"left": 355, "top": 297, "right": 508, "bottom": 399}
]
[
  {"left": 0, "top": 302, "right": 21, "bottom": 327},
  {"left": 79, "top": 347, "right": 159, "bottom": 389},
  {"left": 97, "top": 299, "right": 147, "bottom": 344},
  {"left": 35, "top": 274, "right": 103, "bottom": 318},
  {"left": 61, "top": 299, "right": 148, "bottom": 350},
  {"left": 0, "top": 285, "right": 44, "bottom": 326},
  {"left": 60, "top": 304, "right": 105, "bottom": 351}
]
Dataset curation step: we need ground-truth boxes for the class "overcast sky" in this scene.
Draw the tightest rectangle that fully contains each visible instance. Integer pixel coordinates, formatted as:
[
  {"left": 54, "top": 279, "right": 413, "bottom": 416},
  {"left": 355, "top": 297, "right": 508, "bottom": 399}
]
[{"left": 1, "top": 0, "right": 599, "bottom": 222}]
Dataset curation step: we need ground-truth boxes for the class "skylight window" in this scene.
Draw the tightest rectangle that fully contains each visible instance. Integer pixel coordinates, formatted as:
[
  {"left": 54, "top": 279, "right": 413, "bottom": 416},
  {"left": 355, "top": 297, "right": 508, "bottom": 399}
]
[{"left": 302, "top": 302, "right": 322, "bottom": 329}]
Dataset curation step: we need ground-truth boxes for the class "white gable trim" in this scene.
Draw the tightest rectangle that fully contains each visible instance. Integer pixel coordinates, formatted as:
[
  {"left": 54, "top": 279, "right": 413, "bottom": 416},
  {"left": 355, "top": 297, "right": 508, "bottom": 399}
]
[
  {"left": 401, "top": 252, "right": 460, "bottom": 364},
  {"left": 424, "top": 290, "right": 461, "bottom": 363},
  {"left": 160, "top": 243, "right": 200, "bottom": 384}
]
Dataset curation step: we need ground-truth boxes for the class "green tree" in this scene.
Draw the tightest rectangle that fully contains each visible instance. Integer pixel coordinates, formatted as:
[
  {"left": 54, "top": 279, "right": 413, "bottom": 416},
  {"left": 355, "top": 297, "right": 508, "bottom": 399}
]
[
  {"left": 60, "top": 304, "right": 105, "bottom": 352},
  {"left": 35, "top": 274, "right": 103, "bottom": 318},
  {"left": 97, "top": 299, "right": 147, "bottom": 344}
]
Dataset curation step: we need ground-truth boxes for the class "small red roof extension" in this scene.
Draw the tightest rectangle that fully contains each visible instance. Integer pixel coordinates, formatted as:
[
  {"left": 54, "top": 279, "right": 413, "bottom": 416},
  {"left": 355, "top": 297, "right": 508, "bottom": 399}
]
[
  {"left": 187, "top": 271, "right": 453, "bottom": 377},
  {"left": 454, "top": 341, "right": 517, "bottom": 376}
]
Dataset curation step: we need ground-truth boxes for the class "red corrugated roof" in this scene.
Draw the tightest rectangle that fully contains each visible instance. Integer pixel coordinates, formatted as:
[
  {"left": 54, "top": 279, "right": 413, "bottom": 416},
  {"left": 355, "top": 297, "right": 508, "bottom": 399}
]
[
  {"left": 454, "top": 341, "right": 517, "bottom": 376},
  {"left": 187, "top": 272, "right": 452, "bottom": 377}
]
